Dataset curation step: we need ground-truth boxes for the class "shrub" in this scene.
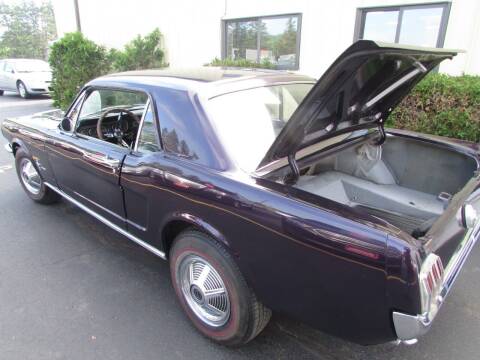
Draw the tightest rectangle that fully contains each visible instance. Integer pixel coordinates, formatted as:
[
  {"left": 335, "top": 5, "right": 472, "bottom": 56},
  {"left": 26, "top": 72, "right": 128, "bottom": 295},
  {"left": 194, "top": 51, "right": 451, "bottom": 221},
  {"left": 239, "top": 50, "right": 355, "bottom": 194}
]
[
  {"left": 49, "top": 32, "right": 110, "bottom": 110},
  {"left": 387, "top": 74, "right": 480, "bottom": 142},
  {"left": 111, "top": 28, "right": 165, "bottom": 71},
  {"left": 208, "top": 57, "right": 275, "bottom": 69}
]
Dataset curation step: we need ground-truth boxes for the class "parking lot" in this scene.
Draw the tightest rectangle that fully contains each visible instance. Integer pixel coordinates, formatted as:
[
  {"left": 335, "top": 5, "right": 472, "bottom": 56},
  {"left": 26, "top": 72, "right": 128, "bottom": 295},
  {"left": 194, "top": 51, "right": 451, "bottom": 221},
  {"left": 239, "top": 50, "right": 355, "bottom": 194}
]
[{"left": 1, "top": 92, "right": 480, "bottom": 360}]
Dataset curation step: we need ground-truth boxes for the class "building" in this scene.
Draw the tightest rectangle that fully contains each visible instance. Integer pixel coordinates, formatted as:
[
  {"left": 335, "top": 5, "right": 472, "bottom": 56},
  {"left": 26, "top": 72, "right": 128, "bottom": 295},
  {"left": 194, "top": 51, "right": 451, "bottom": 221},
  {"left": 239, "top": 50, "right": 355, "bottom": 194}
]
[{"left": 51, "top": 0, "right": 480, "bottom": 77}]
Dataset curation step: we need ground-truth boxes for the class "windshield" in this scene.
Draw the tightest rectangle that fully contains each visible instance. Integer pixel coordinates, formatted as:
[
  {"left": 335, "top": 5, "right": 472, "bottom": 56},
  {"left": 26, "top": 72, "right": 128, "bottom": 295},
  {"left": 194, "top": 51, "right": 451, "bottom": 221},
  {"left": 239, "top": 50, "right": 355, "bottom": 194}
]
[
  {"left": 14, "top": 60, "right": 50, "bottom": 72},
  {"left": 208, "top": 83, "right": 314, "bottom": 172}
]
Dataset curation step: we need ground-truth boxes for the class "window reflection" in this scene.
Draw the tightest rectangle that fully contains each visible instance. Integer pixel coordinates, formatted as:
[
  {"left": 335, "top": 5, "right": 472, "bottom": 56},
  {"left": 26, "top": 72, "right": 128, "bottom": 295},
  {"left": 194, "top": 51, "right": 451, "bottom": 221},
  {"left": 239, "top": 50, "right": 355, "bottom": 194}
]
[
  {"left": 360, "top": 5, "right": 447, "bottom": 48},
  {"left": 137, "top": 104, "right": 160, "bottom": 153},
  {"left": 399, "top": 8, "right": 443, "bottom": 47},
  {"left": 225, "top": 15, "right": 300, "bottom": 70},
  {"left": 156, "top": 89, "right": 205, "bottom": 163},
  {"left": 226, "top": 20, "right": 258, "bottom": 62},
  {"left": 363, "top": 11, "right": 398, "bottom": 43}
]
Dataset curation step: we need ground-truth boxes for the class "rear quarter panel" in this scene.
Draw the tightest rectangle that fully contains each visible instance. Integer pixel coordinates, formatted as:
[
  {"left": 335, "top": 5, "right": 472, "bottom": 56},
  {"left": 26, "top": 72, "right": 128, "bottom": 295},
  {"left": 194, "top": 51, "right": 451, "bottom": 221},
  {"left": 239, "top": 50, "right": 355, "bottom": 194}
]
[{"left": 122, "top": 151, "right": 395, "bottom": 344}]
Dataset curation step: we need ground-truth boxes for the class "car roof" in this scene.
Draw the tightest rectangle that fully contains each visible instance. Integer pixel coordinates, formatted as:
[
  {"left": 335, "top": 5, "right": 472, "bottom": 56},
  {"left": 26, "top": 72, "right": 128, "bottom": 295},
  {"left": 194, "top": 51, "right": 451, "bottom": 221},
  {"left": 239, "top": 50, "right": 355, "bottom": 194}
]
[{"left": 95, "top": 67, "right": 315, "bottom": 98}]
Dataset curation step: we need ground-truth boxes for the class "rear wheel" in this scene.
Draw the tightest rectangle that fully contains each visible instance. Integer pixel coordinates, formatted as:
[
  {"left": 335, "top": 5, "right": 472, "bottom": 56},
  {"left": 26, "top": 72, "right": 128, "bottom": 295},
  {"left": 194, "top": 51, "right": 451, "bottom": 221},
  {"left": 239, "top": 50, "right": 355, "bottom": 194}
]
[
  {"left": 17, "top": 81, "right": 30, "bottom": 99},
  {"left": 170, "top": 230, "right": 271, "bottom": 346},
  {"left": 15, "top": 148, "right": 60, "bottom": 204}
]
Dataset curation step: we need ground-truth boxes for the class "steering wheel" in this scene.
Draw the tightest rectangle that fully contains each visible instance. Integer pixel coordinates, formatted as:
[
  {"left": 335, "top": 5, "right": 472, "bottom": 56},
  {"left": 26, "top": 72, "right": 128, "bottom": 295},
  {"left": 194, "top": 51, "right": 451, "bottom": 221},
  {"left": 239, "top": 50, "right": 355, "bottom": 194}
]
[{"left": 96, "top": 108, "right": 141, "bottom": 146}]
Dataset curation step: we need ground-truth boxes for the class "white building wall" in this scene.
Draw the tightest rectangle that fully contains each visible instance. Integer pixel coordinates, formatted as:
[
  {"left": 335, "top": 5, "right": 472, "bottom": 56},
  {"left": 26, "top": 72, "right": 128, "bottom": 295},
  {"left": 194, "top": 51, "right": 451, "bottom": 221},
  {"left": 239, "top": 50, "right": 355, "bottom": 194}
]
[{"left": 52, "top": 0, "right": 480, "bottom": 77}]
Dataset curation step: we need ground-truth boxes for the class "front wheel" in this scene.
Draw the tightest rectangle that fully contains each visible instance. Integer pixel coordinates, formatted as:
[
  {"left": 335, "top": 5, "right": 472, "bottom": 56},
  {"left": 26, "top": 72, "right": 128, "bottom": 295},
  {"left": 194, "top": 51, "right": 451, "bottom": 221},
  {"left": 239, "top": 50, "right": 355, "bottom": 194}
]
[
  {"left": 17, "top": 81, "right": 30, "bottom": 99},
  {"left": 170, "top": 230, "right": 271, "bottom": 346},
  {"left": 0, "top": 89, "right": 4, "bottom": 96},
  {"left": 15, "top": 148, "right": 60, "bottom": 204}
]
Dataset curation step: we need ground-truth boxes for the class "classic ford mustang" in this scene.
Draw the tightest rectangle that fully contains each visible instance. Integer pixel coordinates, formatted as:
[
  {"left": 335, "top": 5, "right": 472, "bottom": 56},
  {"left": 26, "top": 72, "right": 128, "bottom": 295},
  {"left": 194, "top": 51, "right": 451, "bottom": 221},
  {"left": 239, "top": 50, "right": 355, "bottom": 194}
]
[{"left": 2, "top": 40, "right": 479, "bottom": 346}]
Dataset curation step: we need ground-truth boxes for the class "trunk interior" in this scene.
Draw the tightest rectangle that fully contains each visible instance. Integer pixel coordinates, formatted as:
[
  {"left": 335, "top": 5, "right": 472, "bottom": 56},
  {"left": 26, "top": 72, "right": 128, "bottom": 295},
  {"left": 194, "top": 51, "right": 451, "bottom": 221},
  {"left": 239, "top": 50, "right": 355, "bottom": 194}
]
[{"left": 292, "top": 135, "right": 478, "bottom": 237}]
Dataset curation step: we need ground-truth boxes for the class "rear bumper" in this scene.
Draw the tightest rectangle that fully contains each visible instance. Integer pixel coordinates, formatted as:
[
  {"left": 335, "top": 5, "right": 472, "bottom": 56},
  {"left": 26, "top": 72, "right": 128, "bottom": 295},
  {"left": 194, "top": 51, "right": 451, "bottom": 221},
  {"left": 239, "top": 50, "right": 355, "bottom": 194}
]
[{"left": 393, "top": 220, "right": 480, "bottom": 341}]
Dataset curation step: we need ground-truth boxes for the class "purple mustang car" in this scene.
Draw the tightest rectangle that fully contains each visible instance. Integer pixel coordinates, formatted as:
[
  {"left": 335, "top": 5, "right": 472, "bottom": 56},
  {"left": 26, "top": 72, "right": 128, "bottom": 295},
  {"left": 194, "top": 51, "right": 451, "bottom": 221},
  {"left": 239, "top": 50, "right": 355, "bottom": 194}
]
[{"left": 2, "top": 40, "right": 479, "bottom": 346}]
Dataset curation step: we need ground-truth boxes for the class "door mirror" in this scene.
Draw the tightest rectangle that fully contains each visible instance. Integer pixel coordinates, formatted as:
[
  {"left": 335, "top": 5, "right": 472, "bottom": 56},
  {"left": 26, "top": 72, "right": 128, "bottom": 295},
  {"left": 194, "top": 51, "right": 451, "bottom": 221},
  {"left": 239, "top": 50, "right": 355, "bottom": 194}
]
[
  {"left": 10, "top": 69, "right": 15, "bottom": 74},
  {"left": 60, "top": 117, "right": 72, "bottom": 132}
]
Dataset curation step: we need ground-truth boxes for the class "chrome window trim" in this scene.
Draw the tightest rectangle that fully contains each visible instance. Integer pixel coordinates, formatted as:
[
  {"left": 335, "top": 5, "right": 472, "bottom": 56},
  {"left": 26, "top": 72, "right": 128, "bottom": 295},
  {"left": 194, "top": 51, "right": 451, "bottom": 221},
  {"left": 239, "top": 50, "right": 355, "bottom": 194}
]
[
  {"left": 65, "top": 91, "right": 87, "bottom": 133},
  {"left": 44, "top": 182, "right": 167, "bottom": 260},
  {"left": 134, "top": 98, "right": 151, "bottom": 151}
]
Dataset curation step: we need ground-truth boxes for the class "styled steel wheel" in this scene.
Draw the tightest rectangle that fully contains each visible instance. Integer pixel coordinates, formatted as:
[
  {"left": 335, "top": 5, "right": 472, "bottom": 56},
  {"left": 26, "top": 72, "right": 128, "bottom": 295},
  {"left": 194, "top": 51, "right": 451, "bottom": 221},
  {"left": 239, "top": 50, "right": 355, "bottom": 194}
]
[
  {"left": 15, "top": 148, "right": 60, "bottom": 204},
  {"left": 19, "top": 158, "right": 42, "bottom": 195},
  {"left": 17, "top": 81, "right": 29, "bottom": 99},
  {"left": 178, "top": 254, "right": 230, "bottom": 327},
  {"left": 170, "top": 230, "right": 271, "bottom": 346}
]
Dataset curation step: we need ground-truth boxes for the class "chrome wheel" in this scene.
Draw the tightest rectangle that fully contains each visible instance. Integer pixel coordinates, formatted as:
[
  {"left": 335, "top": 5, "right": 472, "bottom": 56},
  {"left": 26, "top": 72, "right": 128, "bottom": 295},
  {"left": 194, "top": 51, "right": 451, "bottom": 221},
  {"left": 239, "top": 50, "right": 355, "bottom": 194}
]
[
  {"left": 18, "top": 82, "right": 27, "bottom": 98},
  {"left": 20, "top": 158, "right": 41, "bottom": 195},
  {"left": 178, "top": 254, "right": 230, "bottom": 327}
]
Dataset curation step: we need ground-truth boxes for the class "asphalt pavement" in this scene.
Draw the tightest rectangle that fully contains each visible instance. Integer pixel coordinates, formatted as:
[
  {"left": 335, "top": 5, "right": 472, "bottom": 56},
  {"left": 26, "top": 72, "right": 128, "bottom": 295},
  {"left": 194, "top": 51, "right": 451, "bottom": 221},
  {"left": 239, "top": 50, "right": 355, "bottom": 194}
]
[{"left": 1, "top": 91, "right": 479, "bottom": 360}]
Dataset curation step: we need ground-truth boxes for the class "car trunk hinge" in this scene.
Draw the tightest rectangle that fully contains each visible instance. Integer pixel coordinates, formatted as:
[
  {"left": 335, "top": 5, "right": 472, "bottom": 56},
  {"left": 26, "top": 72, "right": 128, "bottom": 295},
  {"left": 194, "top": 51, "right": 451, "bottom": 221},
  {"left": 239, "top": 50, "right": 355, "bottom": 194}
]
[
  {"left": 286, "top": 153, "right": 300, "bottom": 185},
  {"left": 374, "top": 119, "right": 386, "bottom": 145}
]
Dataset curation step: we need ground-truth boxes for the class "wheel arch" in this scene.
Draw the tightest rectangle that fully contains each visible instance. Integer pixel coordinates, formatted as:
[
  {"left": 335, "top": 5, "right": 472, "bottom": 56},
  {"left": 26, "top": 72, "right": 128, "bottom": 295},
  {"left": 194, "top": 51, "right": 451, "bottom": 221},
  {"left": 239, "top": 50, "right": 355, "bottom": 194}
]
[
  {"left": 10, "top": 138, "right": 29, "bottom": 157},
  {"left": 160, "top": 212, "right": 232, "bottom": 259}
]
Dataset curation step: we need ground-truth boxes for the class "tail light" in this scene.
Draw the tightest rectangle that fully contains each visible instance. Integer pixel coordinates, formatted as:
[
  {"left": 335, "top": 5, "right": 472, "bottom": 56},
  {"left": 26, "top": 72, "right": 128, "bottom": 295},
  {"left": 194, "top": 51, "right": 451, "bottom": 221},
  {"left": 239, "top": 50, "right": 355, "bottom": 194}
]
[
  {"left": 463, "top": 203, "right": 478, "bottom": 229},
  {"left": 419, "top": 254, "right": 444, "bottom": 315}
]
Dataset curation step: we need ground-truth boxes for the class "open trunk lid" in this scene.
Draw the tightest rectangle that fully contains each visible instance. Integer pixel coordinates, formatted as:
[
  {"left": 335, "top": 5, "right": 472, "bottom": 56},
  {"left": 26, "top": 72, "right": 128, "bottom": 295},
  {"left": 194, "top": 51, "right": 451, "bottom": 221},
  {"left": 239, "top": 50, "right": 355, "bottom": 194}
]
[{"left": 257, "top": 40, "right": 459, "bottom": 170}]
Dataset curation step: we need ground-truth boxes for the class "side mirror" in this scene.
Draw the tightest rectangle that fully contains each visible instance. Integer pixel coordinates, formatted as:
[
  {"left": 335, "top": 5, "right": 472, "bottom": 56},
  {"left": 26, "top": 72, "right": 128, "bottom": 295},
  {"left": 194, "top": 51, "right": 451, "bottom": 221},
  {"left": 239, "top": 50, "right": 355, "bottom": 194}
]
[
  {"left": 10, "top": 69, "right": 15, "bottom": 74},
  {"left": 60, "top": 117, "right": 72, "bottom": 132}
]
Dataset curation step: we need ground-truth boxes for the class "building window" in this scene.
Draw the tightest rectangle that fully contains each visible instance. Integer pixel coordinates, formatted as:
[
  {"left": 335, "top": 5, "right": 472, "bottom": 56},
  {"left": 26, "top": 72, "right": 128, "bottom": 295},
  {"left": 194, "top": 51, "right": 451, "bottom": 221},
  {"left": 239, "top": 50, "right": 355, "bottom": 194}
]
[
  {"left": 223, "top": 14, "right": 302, "bottom": 70},
  {"left": 354, "top": 3, "right": 451, "bottom": 48}
]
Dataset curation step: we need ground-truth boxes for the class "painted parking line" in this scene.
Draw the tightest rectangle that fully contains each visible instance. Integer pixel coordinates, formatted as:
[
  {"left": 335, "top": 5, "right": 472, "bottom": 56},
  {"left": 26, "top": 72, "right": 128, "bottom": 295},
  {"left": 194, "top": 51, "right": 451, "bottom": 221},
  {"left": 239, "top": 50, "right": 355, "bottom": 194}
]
[{"left": 0, "top": 165, "right": 12, "bottom": 173}]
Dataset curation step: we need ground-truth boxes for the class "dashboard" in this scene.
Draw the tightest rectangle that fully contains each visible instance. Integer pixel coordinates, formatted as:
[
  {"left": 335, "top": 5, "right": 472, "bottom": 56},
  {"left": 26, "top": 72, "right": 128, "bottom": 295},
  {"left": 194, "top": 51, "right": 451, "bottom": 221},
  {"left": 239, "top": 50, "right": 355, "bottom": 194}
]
[{"left": 76, "top": 111, "right": 141, "bottom": 146}]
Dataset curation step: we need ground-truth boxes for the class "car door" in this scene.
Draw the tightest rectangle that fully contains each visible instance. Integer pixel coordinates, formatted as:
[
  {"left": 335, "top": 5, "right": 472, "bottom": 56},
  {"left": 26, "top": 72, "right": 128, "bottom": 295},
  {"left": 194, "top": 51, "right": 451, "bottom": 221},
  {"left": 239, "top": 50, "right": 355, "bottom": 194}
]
[
  {"left": 120, "top": 100, "right": 164, "bottom": 240},
  {"left": 46, "top": 87, "right": 148, "bottom": 228}
]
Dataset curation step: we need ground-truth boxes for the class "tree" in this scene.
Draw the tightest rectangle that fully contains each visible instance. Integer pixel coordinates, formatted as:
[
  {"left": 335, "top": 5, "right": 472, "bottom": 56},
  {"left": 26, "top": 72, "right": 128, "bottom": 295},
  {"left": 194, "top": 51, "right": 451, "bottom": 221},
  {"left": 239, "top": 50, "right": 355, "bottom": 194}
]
[
  {"left": 0, "top": 0, "right": 57, "bottom": 59},
  {"left": 112, "top": 28, "right": 165, "bottom": 71}
]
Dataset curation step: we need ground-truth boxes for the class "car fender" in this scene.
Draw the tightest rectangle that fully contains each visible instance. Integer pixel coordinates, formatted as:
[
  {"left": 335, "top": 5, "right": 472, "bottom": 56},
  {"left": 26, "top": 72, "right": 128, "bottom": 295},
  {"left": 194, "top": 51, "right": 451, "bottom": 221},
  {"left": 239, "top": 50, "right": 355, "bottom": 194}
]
[
  {"left": 159, "top": 211, "right": 232, "bottom": 255},
  {"left": 9, "top": 137, "right": 30, "bottom": 157}
]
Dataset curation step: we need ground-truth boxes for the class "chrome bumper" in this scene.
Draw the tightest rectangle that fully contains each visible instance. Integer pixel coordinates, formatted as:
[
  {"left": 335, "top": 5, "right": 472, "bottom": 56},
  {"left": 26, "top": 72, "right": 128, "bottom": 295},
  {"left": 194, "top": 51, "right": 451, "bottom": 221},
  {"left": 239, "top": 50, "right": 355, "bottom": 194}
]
[
  {"left": 393, "top": 220, "right": 480, "bottom": 341},
  {"left": 4, "top": 143, "right": 12, "bottom": 153}
]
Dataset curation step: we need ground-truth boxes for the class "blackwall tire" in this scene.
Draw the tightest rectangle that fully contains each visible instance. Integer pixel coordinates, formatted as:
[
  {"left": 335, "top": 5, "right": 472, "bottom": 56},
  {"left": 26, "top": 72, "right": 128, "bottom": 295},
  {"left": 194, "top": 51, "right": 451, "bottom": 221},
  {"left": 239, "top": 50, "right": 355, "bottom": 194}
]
[
  {"left": 17, "top": 81, "right": 30, "bottom": 99},
  {"left": 170, "top": 230, "right": 271, "bottom": 346},
  {"left": 15, "top": 148, "right": 60, "bottom": 204}
]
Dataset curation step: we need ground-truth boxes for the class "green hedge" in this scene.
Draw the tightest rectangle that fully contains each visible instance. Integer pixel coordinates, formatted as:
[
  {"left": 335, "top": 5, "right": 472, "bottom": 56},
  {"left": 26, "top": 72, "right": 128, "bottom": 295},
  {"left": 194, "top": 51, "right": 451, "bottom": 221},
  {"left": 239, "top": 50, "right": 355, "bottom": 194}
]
[
  {"left": 49, "top": 32, "right": 110, "bottom": 110},
  {"left": 387, "top": 74, "right": 480, "bottom": 142},
  {"left": 111, "top": 28, "right": 165, "bottom": 72},
  {"left": 49, "top": 29, "right": 165, "bottom": 110}
]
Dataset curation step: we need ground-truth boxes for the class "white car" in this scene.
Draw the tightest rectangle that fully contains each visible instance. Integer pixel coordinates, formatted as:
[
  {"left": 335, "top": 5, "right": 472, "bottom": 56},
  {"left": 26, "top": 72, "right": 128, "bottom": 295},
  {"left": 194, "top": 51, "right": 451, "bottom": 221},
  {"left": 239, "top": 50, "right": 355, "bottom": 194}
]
[{"left": 0, "top": 59, "right": 52, "bottom": 99}]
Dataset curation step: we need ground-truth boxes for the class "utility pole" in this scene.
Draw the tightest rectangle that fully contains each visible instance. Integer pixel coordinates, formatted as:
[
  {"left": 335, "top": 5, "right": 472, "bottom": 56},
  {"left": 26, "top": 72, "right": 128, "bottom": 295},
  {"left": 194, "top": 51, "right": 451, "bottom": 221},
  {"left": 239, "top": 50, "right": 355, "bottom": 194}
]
[{"left": 73, "top": 0, "right": 81, "bottom": 32}]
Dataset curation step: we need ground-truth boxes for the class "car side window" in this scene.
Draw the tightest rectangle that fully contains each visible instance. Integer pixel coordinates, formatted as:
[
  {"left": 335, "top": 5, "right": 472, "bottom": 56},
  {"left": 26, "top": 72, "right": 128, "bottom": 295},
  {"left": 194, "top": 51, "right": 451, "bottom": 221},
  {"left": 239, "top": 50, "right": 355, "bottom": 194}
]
[
  {"left": 136, "top": 103, "right": 160, "bottom": 153},
  {"left": 78, "top": 89, "right": 148, "bottom": 122},
  {"left": 4, "top": 62, "right": 13, "bottom": 73}
]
